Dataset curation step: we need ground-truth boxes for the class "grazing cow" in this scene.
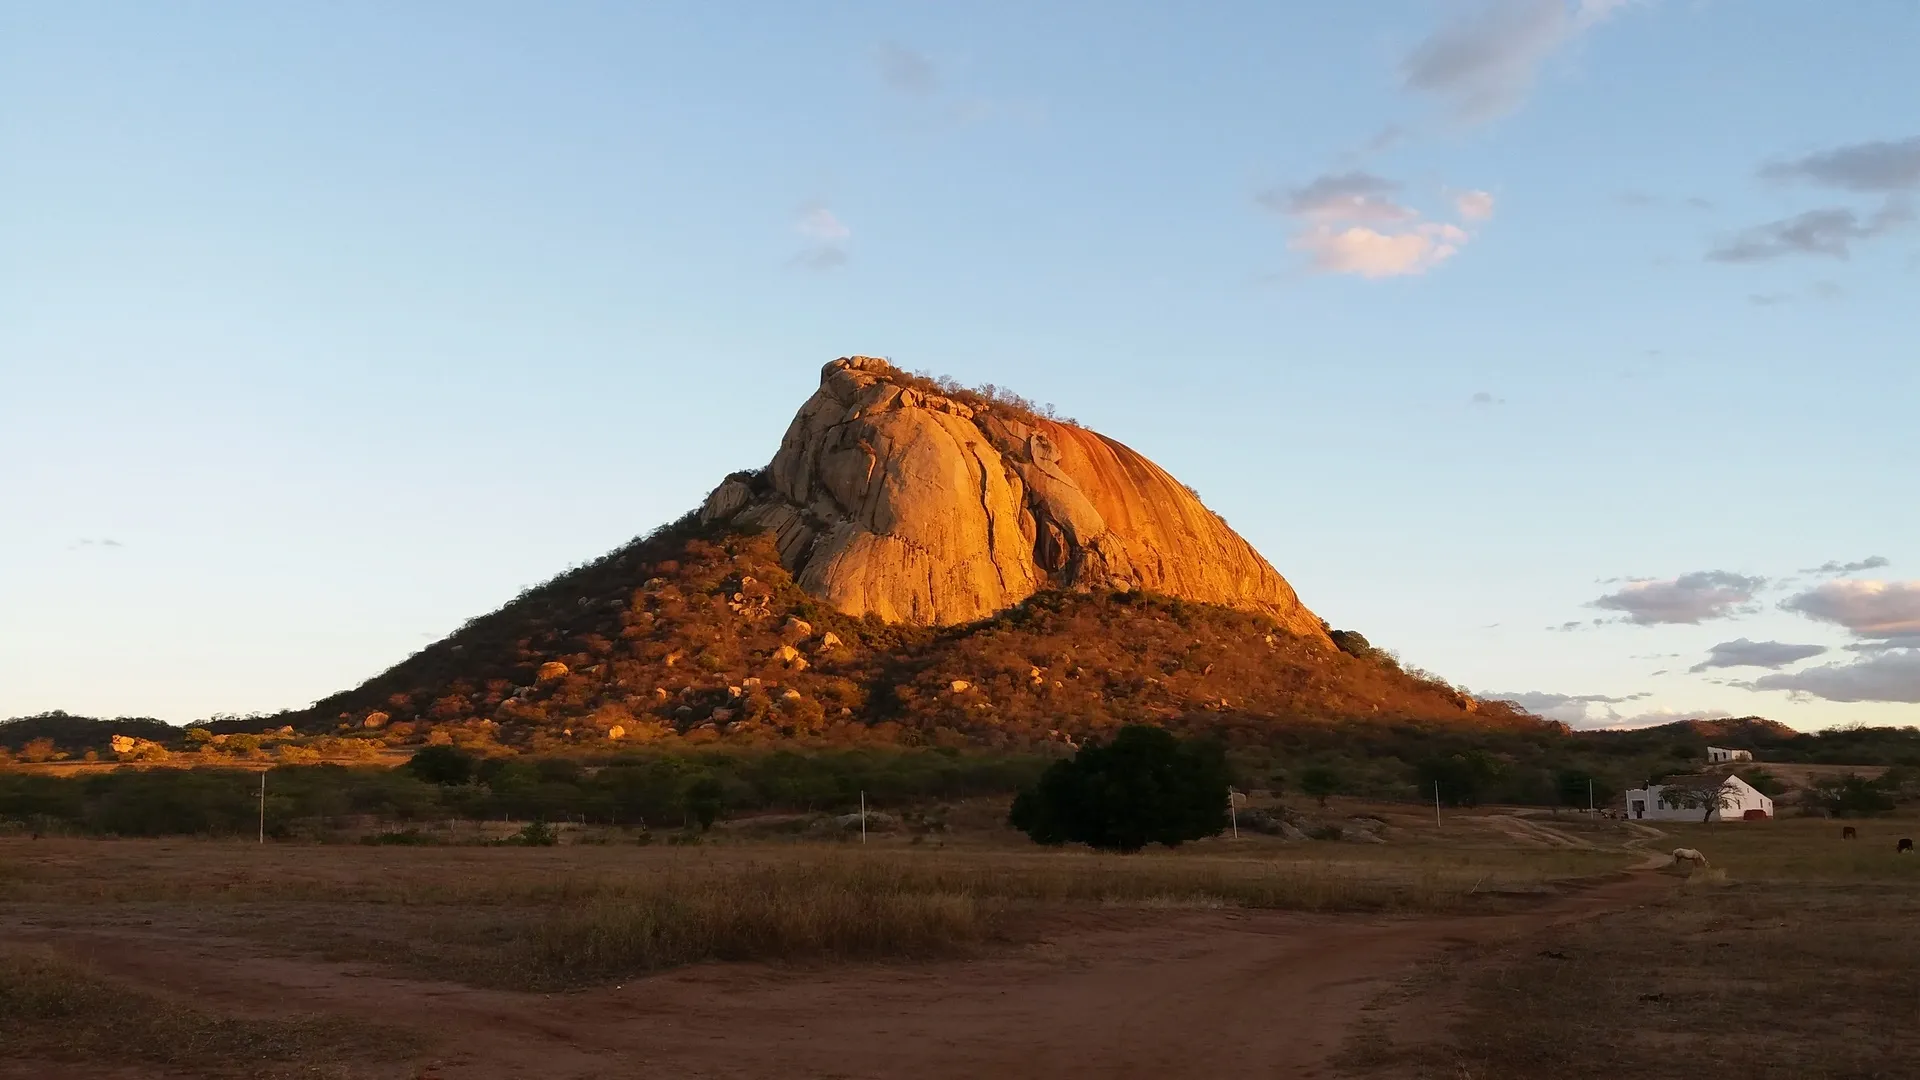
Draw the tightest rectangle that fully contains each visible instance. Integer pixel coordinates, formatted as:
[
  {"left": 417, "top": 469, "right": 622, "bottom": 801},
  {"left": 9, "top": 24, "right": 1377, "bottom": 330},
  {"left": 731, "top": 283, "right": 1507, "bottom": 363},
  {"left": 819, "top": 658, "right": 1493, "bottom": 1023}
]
[
  {"left": 1899, "top": 838, "right": 1913, "bottom": 854},
  {"left": 1843, "top": 826, "right": 1857, "bottom": 840},
  {"left": 1671, "top": 847, "right": 1710, "bottom": 868}
]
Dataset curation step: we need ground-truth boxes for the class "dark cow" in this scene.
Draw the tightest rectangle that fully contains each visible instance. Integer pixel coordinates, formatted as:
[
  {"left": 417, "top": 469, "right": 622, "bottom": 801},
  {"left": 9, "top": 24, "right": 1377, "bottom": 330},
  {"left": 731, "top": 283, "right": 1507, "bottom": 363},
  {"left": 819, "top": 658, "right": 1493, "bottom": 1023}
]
[
  {"left": 1899, "top": 838, "right": 1913, "bottom": 854},
  {"left": 1843, "top": 826, "right": 1858, "bottom": 840}
]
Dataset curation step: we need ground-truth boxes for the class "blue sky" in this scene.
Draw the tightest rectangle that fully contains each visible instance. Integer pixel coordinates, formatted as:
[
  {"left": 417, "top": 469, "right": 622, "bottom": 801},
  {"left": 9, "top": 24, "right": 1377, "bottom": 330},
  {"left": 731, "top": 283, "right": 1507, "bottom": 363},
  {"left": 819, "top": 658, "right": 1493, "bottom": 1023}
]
[{"left": 3, "top": 1, "right": 1916, "bottom": 729}]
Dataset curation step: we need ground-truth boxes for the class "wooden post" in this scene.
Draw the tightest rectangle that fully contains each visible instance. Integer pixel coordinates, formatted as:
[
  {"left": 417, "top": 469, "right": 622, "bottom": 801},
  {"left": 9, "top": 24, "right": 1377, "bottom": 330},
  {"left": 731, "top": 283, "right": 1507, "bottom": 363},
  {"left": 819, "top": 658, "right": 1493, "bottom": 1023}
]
[
  {"left": 860, "top": 790, "right": 867, "bottom": 844},
  {"left": 258, "top": 771, "right": 266, "bottom": 844},
  {"left": 1434, "top": 781, "right": 1441, "bottom": 829}
]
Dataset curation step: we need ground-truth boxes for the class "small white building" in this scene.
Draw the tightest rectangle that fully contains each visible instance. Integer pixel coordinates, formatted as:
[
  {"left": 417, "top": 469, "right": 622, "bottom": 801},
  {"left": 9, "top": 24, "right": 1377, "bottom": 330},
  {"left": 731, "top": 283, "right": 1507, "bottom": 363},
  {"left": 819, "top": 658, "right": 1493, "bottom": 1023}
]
[
  {"left": 1706, "top": 746, "right": 1754, "bottom": 764},
  {"left": 1624, "top": 774, "right": 1773, "bottom": 822}
]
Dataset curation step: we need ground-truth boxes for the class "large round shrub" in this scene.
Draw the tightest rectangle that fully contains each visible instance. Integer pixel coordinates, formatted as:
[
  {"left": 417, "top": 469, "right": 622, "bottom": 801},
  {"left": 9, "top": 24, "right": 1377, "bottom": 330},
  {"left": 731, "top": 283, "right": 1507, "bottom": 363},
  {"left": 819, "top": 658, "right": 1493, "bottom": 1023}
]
[{"left": 1007, "top": 725, "right": 1230, "bottom": 852}]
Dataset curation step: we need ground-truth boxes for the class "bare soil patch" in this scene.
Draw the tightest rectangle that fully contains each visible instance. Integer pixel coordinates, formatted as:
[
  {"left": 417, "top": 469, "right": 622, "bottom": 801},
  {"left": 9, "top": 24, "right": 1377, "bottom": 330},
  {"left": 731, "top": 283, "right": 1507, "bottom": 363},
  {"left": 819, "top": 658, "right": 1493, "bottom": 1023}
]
[
  {"left": 0, "top": 832, "right": 1644, "bottom": 1079},
  {"left": 1339, "top": 815, "right": 1920, "bottom": 1079}
]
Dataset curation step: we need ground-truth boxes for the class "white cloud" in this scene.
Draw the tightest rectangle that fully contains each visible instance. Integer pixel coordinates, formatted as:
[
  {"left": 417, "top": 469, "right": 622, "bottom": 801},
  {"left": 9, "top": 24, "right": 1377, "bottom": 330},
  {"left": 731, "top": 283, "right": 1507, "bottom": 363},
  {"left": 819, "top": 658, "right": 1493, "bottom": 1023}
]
[
  {"left": 1454, "top": 190, "right": 1497, "bottom": 221},
  {"left": 876, "top": 43, "right": 938, "bottom": 97},
  {"left": 1289, "top": 221, "right": 1469, "bottom": 278},
  {"left": 791, "top": 205, "right": 850, "bottom": 270},
  {"left": 1590, "top": 570, "right": 1768, "bottom": 625},
  {"left": 1262, "top": 172, "right": 1491, "bottom": 279},
  {"left": 1688, "top": 638, "right": 1828, "bottom": 673},
  {"left": 796, "top": 206, "right": 850, "bottom": 243},
  {"left": 1400, "top": 0, "right": 1638, "bottom": 124},
  {"left": 1782, "top": 579, "right": 1920, "bottom": 638},
  {"left": 1483, "top": 689, "right": 1650, "bottom": 728},
  {"left": 1269, "top": 171, "right": 1421, "bottom": 225},
  {"left": 1750, "top": 649, "right": 1920, "bottom": 704}
]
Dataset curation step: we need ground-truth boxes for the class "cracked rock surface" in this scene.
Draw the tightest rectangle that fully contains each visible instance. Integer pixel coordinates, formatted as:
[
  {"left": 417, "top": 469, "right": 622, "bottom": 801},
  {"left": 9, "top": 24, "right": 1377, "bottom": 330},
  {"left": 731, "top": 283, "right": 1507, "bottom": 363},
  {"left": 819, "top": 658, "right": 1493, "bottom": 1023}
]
[{"left": 700, "top": 357, "right": 1327, "bottom": 638}]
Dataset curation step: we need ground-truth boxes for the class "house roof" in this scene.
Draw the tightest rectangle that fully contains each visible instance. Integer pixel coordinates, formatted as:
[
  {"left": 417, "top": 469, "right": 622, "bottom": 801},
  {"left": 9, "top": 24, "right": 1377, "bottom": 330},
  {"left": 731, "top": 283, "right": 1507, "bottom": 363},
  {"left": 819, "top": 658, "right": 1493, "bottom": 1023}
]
[{"left": 1650, "top": 774, "right": 1766, "bottom": 795}]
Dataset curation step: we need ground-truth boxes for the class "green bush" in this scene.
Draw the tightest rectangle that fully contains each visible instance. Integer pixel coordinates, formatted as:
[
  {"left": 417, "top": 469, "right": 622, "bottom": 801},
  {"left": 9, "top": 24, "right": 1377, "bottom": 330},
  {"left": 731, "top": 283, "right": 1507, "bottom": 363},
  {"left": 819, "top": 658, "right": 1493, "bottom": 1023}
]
[
  {"left": 403, "top": 746, "right": 475, "bottom": 786},
  {"left": 1007, "top": 725, "right": 1229, "bottom": 853},
  {"left": 361, "top": 828, "right": 436, "bottom": 845},
  {"left": 1299, "top": 765, "right": 1341, "bottom": 808}
]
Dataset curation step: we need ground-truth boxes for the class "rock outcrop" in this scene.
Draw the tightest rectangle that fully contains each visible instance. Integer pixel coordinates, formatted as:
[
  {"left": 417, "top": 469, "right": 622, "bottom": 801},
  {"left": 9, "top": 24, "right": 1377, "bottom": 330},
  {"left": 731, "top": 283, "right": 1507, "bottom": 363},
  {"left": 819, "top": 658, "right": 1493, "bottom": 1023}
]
[{"left": 700, "top": 356, "right": 1326, "bottom": 637}]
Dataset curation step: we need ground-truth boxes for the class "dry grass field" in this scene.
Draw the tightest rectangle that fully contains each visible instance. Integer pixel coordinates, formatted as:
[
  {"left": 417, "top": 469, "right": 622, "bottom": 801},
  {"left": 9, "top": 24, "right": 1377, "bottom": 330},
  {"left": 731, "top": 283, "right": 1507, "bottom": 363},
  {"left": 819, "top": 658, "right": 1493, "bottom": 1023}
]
[
  {"left": 1339, "top": 814, "right": 1920, "bottom": 1080},
  {"left": 8, "top": 802, "right": 1912, "bottom": 1078},
  {"left": 0, "top": 798, "right": 1632, "bottom": 1078}
]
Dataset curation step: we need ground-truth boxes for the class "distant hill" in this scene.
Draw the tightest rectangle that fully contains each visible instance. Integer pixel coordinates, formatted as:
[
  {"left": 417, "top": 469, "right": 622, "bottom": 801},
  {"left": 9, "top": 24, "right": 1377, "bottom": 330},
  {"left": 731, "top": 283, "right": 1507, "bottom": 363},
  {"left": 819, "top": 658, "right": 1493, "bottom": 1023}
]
[
  {"left": 0, "top": 711, "right": 175, "bottom": 756},
  {"left": 1574, "top": 716, "right": 1920, "bottom": 768}
]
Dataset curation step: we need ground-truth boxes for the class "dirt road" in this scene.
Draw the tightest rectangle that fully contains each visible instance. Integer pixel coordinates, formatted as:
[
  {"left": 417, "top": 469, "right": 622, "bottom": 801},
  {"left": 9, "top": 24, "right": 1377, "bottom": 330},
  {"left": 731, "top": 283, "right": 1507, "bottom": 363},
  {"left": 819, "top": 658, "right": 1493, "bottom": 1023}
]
[{"left": 11, "top": 871, "right": 1664, "bottom": 1080}]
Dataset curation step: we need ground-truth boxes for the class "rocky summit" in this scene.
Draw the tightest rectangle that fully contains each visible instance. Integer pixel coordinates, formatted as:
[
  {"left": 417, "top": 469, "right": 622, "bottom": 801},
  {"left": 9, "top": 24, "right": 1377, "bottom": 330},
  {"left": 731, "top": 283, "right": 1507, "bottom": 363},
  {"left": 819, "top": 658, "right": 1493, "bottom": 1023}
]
[{"left": 701, "top": 357, "right": 1326, "bottom": 636}]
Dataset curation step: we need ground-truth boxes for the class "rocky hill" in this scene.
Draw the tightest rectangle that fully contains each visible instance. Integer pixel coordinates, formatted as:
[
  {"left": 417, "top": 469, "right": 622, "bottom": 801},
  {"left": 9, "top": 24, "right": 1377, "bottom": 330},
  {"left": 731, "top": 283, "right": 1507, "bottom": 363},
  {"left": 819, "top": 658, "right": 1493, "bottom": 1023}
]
[
  {"left": 702, "top": 357, "right": 1325, "bottom": 635},
  {"left": 278, "top": 357, "right": 1543, "bottom": 750},
  {"left": 291, "top": 525, "right": 1524, "bottom": 751}
]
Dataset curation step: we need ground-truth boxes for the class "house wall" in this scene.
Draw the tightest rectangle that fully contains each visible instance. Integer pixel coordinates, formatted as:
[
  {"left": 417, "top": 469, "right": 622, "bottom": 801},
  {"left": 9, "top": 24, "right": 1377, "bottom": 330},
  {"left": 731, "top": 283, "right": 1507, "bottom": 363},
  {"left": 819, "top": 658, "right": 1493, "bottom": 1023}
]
[{"left": 1625, "top": 778, "right": 1773, "bottom": 821}]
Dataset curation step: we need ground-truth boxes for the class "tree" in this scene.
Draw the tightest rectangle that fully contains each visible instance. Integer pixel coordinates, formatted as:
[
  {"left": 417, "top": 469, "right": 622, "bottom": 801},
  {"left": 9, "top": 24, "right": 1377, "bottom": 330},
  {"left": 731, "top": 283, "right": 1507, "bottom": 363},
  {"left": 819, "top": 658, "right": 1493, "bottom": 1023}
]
[
  {"left": 1299, "top": 765, "right": 1340, "bottom": 808},
  {"left": 19, "top": 738, "right": 60, "bottom": 763},
  {"left": 1809, "top": 774, "right": 1896, "bottom": 818},
  {"left": 1554, "top": 768, "right": 1609, "bottom": 810},
  {"left": 1658, "top": 777, "right": 1737, "bottom": 822},
  {"left": 1738, "top": 767, "right": 1788, "bottom": 798},
  {"left": 1418, "top": 752, "right": 1506, "bottom": 807},
  {"left": 403, "top": 745, "right": 475, "bottom": 786},
  {"left": 1007, "top": 725, "right": 1230, "bottom": 853},
  {"left": 684, "top": 776, "right": 725, "bottom": 831}
]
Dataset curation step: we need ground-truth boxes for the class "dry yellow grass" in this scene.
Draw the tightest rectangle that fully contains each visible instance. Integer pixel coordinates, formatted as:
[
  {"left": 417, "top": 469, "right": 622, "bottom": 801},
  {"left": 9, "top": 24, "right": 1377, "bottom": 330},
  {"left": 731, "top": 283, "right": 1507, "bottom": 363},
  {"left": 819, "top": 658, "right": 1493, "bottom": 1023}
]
[
  {"left": 0, "top": 826, "right": 1631, "bottom": 991},
  {"left": 1339, "top": 812, "right": 1920, "bottom": 1079},
  {"left": 0, "top": 942, "right": 414, "bottom": 1076}
]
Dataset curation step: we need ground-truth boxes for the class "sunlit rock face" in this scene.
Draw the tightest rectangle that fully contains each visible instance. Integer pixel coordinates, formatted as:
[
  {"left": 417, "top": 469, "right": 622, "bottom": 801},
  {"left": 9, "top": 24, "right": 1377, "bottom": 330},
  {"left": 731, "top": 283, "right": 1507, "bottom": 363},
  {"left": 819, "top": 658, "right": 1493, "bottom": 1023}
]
[{"left": 700, "top": 356, "right": 1327, "bottom": 638}]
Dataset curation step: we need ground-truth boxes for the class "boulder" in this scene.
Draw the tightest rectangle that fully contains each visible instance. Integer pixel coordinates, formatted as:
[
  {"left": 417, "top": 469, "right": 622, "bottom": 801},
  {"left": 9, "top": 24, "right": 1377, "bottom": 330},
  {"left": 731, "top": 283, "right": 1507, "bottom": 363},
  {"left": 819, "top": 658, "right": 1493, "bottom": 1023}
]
[
  {"left": 949, "top": 679, "right": 972, "bottom": 693},
  {"left": 695, "top": 356, "right": 1328, "bottom": 635},
  {"left": 363, "top": 711, "right": 390, "bottom": 729},
  {"left": 536, "top": 661, "right": 570, "bottom": 682},
  {"left": 782, "top": 616, "right": 814, "bottom": 641},
  {"left": 815, "top": 631, "right": 843, "bottom": 651}
]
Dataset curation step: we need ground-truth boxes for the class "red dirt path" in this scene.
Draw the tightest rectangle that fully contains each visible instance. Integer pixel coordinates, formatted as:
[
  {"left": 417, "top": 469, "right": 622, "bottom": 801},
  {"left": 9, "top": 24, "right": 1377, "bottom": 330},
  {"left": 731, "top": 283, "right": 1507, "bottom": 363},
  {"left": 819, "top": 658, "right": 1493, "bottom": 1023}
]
[{"left": 8, "top": 871, "right": 1661, "bottom": 1080}]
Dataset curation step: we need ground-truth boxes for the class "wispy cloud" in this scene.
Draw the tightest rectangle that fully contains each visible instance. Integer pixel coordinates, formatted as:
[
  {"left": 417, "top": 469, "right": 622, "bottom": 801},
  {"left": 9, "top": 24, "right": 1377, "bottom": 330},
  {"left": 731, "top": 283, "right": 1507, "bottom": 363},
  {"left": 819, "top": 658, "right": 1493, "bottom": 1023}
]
[
  {"left": 1260, "top": 172, "right": 1492, "bottom": 279},
  {"left": 1750, "top": 648, "right": 1920, "bottom": 704},
  {"left": 1339, "top": 124, "right": 1408, "bottom": 163},
  {"left": 1480, "top": 688, "right": 1729, "bottom": 730},
  {"left": 1801, "top": 556, "right": 1890, "bottom": 577},
  {"left": 1760, "top": 136, "right": 1920, "bottom": 194},
  {"left": 1265, "top": 171, "right": 1420, "bottom": 224},
  {"left": 1590, "top": 570, "right": 1768, "bottom": 625},
  {"left": 791, "top": 204, "right": 850, "bottom": 270},
  {"left": 1707, "top": 202, "right": 1911, "bottom": 263},
  {"left": 1712, "top": 135, "right": 1920, "bottom": 263},
  {"left": 875, "top": 42, "right": 939, "bottom": 97},
  {"left": 1689, "top": 638, "right": 1828, "bottom": 673},
  {"left": 1400, "top": 0, "right": 1637, "bottom": 125},
  {"left": 68, "top": 538, "right": 126, "bottom": 551},
  {"left": 1454, "top": 189, "right": 1497, "bottom": 222}
]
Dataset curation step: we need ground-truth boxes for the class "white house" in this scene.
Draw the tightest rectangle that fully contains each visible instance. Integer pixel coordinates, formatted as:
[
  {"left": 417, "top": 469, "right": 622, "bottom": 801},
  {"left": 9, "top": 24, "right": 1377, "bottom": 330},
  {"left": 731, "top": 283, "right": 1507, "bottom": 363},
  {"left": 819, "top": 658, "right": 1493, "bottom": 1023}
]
[
  {"left": 1624, "top": 774, "right": 1773, "bottom": 822},
  {"left": 1706, "top": 746, "right": 1754, "bottom": 764}
]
